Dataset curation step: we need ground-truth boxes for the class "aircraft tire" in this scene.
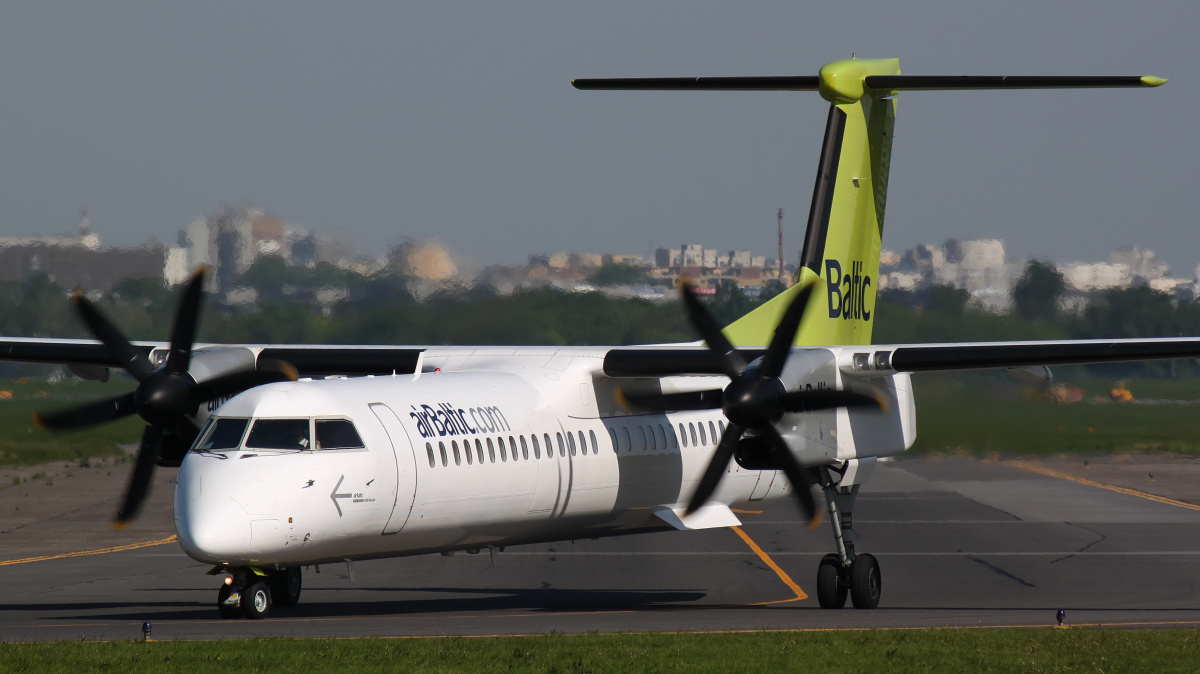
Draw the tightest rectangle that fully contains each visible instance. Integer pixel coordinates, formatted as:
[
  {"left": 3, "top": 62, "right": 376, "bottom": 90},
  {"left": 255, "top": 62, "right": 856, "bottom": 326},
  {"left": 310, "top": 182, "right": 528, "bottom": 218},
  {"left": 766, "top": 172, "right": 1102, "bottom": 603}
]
[
  {"left": 217, "top": 584, "right": 241, "bottom": 619},
  {"left": 816, "top": 554, "right": 847, "bottom": 609},
  {"left": 242, "top": 581, "right": 272, "bottom": 619},
  {"left": 269, "top": 567, "right": 302, "bottom": 607},
  {"left": 849, "top": 553, "right": 881, "bottom": 609}
]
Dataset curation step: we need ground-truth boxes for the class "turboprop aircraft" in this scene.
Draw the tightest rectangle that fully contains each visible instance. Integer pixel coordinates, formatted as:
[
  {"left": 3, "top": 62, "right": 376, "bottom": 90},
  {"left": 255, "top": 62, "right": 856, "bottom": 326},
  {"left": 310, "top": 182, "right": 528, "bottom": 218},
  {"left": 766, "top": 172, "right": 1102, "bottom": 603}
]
[{"left": 2, "top": 57, "right": 1192, "bottom": 619}]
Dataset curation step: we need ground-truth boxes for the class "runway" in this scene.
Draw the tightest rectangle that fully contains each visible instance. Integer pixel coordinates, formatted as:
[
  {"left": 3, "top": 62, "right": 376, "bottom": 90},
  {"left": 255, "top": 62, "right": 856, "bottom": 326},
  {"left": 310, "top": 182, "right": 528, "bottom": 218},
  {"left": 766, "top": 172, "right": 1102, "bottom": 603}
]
[{"left": 3, "top": 456, "right": 1200, "bottom": 641}]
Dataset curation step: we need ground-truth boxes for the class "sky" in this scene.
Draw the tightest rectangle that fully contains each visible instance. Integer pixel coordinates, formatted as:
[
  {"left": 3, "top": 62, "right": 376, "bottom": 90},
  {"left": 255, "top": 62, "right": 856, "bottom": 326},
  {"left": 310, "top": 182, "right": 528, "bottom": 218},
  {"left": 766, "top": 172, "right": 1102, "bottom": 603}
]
[{"left": 1, "top": 2, "right": 1196, "bottom": 274}]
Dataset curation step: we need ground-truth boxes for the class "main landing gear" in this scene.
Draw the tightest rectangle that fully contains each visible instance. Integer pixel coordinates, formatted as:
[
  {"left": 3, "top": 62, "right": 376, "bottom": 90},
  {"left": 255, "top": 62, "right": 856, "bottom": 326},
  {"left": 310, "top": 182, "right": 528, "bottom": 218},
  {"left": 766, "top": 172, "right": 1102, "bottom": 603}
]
[
  {"left": 213, "top": 565, "right": 302, "bottom": 619},
  {"left": 814, "top": 465, "right": 881, "bottom": 609}
]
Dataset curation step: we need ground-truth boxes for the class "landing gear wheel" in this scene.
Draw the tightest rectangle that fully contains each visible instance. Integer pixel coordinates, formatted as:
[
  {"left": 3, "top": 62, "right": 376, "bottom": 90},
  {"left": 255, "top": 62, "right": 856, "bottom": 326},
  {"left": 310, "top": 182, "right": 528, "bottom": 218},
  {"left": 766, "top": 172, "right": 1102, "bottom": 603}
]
[
  {"left": 242, "top": 581, "right": 272, "bottom": 619},
  {"left": 269, "top": 567, "right": 302, "bottom": 607},
  {"left": 816, "top": 553, "right": 848, "bottom": 609},
  {"left": 217, "top": 584, "right": 241, "bottom": 619},
  {"left": 849, "top": 553, "right": 881, "bottom": 609}
]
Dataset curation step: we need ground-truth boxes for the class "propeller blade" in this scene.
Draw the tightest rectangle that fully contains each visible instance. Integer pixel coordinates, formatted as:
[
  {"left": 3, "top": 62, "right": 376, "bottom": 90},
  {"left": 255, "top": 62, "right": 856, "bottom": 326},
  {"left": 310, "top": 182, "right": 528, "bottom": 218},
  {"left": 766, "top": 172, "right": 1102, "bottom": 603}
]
[
  {"left": 113, "top": 425, "right": 163, "bottom": 527},
  {"left": 616, "top": 388, "right": 723, "bottom": 413},
  {"left": 32, "top": 393, "right": 137, "bottom": 431},
  {"left": 685, "top": 421, "right": 743, "bottom": 515},
  {"left": 762, "top": 426, "right": 822, "bottom": 529},
  {"left": 73, "top": 292, "right": 155, "bottom": 381},
  {"left": 191, "top": 364, "right": 298, "bottom": 401},
  {"left": 757, "top": 281, "right": 816, "bottom": 380},
  {"left": 679, "top": 279, "right": 747, "bottom": 378},
  {"left": 779, "top": 387, "right": 888, "bottom": 414},
  {"left": 164, "top": 267, "right": 208, "bottom": 375}
]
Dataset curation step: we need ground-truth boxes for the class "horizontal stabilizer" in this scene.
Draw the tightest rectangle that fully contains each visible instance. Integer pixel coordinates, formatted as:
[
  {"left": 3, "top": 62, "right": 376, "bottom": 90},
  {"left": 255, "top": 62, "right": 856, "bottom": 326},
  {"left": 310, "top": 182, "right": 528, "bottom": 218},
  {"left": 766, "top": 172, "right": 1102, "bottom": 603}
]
[
  {"left": 864, "top": 75, "right": 1167, "bottom": 91},
  {"left": 573, "top": 76, "right": 819, "bottom": 91},
  {"left": 653, "top": 504, "right": 742, "bottom": 530}
]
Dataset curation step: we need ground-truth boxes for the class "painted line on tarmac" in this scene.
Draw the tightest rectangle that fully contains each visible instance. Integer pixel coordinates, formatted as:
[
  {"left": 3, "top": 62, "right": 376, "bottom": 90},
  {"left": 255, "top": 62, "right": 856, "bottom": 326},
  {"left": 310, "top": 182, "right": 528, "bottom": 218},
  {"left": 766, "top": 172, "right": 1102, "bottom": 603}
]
[
  {"left": 730, "top": 526, "right": 807, "bottom": 604},
  {"left": 1005, "top": 460, "right": 1200, "bottom": 511},
  {"left": 0, "top": 534, "right": 178, "bottom": 566}
]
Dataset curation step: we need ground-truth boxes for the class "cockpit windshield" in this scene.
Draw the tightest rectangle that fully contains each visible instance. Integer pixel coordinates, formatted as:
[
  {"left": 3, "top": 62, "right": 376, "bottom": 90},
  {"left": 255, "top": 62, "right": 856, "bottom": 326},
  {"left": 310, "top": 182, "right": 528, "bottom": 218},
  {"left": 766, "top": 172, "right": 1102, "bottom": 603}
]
[
  {"left": 195, "top": 418, "right": 250, "bottom": 451},
  {"left": 245, "top": 418, "right": 311, "bottom": 450}
]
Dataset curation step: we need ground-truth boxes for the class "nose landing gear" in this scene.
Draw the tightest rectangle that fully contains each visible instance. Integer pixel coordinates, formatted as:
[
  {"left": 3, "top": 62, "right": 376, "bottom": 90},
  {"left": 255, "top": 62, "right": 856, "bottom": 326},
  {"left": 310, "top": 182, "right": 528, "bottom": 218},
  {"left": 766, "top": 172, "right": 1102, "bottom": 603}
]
[{"left": 211, "top": 565, "right": 302, "bottom": 619}]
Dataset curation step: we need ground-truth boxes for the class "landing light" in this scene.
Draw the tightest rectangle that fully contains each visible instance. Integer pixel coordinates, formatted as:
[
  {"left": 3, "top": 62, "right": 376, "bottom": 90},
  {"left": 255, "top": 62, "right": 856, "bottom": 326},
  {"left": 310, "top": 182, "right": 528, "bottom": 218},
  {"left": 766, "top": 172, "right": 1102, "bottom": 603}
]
[{"left": 223, "top": 576, "right": 233, "bottom": 585}]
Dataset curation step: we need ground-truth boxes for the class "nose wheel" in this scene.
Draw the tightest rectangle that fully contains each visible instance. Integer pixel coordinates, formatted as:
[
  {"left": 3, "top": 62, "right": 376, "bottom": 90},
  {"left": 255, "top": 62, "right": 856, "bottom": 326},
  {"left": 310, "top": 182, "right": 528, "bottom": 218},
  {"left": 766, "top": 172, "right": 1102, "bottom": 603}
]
[{"left": 213, "top": 566, "right": 302, "bottom": 619}]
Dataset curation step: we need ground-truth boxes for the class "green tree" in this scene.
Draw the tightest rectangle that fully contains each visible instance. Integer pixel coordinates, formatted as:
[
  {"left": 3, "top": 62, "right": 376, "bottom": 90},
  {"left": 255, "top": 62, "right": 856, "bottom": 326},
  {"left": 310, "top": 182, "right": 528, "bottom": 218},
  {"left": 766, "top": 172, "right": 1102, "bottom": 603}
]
[
  {"left": 1013, "top": 259, "right": 1065, "bottom": 322},
  {"left": 587, "top": 263, "right": 646, "bottom": 287}
]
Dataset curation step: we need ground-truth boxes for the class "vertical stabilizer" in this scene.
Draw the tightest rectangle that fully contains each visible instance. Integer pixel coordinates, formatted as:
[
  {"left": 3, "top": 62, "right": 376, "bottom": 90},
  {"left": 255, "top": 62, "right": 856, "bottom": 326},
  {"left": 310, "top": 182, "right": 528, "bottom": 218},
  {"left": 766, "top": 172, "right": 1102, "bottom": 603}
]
[{"left": 724, "top": 58, "right": 898, "bottom": 347}]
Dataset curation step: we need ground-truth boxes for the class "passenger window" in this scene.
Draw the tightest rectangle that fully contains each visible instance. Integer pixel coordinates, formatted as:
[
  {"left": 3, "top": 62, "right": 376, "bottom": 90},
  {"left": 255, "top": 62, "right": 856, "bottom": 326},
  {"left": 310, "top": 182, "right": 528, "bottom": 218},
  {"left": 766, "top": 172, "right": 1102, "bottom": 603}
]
[
  {"left": 689, "top": 423, "right": 698, "bottom": 447},
  {"left": 699, "top": 422, "right": 707, "bottom": 446},
  {"left": 567, "top": 433, "right": 577, "bottom": 457},
  {"left": 453, "top": 441, "right": 462, "bottom": 466},
  {"left": 426, "top": 442, "right": 435, "bottom": 468},
  {"left": 556, "top": 433, "right": 565, "bottom": 457},
  {"left": 708, "top": 421, "right": 718, "bottom": 445},
  {"left": 645, "top": 426, "right": 655, "bottom": 451},
  {"left": 544, "top": 433, "right": 553, "bottom": 459},
  {"left": 636, "top": 426, "right": 646, "bottom": 451},
  {"left": 679, "top": 423, "right": 688, "bottom": 448},
  {"left": 315, "top": 419, "right": 364, "bottom": 450},
  {"left": 608, "top": 428, "right": 618, "bottom": 453},
  {"left": 667, "top": 424, "right": 679, "bottom": 449},
  {"left": 476, "top": 439, "right": 485, "bottom": 464},
  {"left": 487, "top": 438, "right": 496, "bottom": 463},
  {"left": 439, "top": 442, "right": 448, "bottom": 467},
  {"left": 621, "top": 427, "right": 631, "bottom": 452},
  {"left": 510, "top": 436, "right": 521, "bottom": 461},
  {"left": 655, "top": 424, "right": 666, "bottom": 450},
  {"left": 718, "top": 420, "right": 726, "bottom": 436},
  {"left": 521, "top": 435, "right": 530, "bottom": 460},
  {"left": 196, "top": 418, "right": 249, "bottom": 450},
  {"left": 533, "top": 434, "right": 541, "bottom": 459},
  {"left": 246, "top": 419, "right": 310, "bottom": 450},
  {"left": 589, "top": 430, "right": 598, "bottom": 455}
]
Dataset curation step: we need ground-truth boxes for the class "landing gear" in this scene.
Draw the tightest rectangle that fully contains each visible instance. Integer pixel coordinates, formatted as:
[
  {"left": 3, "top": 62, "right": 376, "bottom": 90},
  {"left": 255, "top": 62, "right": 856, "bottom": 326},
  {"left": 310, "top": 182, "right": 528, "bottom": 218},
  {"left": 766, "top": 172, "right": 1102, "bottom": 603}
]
[
  {"left": 212, "top": 566, "right": 303, "bottom": 618},
  {"left": 242, "top": 581, "right": 272, "bottom": 619},
  {"left": 814, "top": 465, "right": 881, "bottom": 609},
  {"left": 269, "top": 566, "right": 302, "bottom": 607}
]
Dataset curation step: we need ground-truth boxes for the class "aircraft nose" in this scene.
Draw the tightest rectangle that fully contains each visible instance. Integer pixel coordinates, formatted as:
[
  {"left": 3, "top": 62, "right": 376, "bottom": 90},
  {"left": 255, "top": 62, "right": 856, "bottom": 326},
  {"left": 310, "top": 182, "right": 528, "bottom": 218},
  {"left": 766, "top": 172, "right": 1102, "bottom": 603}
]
[{"left": 175, "top": 475, "right": 249, "bottom": 563}]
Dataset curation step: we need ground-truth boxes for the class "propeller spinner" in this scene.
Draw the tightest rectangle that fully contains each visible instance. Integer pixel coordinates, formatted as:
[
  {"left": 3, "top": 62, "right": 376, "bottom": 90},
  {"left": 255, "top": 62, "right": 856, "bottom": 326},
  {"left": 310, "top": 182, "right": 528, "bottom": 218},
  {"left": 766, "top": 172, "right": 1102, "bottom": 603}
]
[
  {"left": 621, "top": 280, "right": 885, "bottom": 527},
  {"left": 33, "top": 268, "right": 297, "bottom": 526}
]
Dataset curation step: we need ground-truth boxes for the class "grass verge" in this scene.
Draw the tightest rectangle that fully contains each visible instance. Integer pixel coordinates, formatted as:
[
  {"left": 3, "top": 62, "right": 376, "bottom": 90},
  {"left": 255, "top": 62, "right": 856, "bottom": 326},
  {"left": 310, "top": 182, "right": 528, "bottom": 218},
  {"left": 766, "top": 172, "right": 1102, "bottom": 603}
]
[
  {"left": 0, "top": 377, "right": 139, "bottom": 467},
  {"left": 2, "top": 629, "right": 1200, "bottom": 673}
]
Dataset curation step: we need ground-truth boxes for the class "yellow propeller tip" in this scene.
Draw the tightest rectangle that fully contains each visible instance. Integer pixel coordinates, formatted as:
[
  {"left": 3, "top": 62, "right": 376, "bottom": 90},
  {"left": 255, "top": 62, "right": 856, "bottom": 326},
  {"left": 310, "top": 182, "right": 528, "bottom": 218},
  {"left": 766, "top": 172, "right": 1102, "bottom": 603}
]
[
  {"left": 110, "top": 519, "right": 132, "bottom": 531},
  {"left": 807, "top": 511, "right": 824, "bottom": 531},
  {"left": 613, "top": 388, "right": 631, "bottom": 412},
  {"left": 193, "top": 264, "right": 212, "bottom": 275},
  {"left": 29, "top": 413, "right": 46, "bottom": 431},
  {"left": 1141, "top": 75, "right": 1168, "bottom": 87}
]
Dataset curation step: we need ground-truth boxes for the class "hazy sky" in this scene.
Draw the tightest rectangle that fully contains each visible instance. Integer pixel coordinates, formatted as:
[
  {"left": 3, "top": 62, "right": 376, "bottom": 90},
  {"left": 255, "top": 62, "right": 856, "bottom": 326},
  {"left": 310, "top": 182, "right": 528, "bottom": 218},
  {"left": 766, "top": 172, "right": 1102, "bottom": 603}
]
[{"left": 1, "top": 2, "right": 1196, "bottom": 273}]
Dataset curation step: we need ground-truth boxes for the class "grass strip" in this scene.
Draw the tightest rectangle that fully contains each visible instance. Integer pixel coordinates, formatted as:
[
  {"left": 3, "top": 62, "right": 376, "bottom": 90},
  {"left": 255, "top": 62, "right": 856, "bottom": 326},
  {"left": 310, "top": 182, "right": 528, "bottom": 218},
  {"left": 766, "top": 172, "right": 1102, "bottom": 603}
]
[{"left": 2, "top": 629, "right": 1200, "bottom": 673}]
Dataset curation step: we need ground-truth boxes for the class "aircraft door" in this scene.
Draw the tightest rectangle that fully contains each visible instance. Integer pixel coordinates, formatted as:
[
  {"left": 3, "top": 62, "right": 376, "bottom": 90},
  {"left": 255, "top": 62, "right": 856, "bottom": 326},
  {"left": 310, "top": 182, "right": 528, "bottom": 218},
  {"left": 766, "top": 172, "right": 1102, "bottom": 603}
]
[{"left": 369, "top": 403, "right": 417, "bottom": 534}]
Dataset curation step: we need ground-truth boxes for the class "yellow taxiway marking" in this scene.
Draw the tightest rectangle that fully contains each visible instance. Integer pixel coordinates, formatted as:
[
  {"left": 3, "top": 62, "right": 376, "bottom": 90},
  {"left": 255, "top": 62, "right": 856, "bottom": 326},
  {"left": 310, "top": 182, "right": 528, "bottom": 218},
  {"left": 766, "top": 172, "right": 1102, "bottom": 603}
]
[
  {"left": 730, "top": 526, "right": 807, "bottom": 604},
  {"left": 1004, "top": 461, "right": 1200, "bottom": 512},
  {"left": 0, "top": 534, "right": 178, "bottom": 567}
]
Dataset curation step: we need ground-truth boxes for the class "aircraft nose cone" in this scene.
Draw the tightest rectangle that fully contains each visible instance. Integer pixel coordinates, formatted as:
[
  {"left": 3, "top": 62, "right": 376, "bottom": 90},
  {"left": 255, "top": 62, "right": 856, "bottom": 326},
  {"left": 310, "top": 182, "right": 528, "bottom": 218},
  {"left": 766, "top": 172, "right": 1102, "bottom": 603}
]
[{"left": 175, "top": 475, "right": 249, "bottom": 563}]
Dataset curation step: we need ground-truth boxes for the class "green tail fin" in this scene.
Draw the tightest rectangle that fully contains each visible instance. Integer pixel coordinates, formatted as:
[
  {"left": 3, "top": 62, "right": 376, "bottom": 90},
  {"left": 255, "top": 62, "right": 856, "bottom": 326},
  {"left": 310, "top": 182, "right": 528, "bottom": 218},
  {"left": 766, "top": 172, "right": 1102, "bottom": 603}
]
[{"left": 725, "top": 58, "right": 898, "bottom": 347}]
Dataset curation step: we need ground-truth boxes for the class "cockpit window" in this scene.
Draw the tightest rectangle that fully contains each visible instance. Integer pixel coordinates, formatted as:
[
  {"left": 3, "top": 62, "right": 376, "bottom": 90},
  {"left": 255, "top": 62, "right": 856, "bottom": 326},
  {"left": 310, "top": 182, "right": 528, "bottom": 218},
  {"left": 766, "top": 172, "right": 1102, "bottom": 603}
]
[
  {"left": 315, "top": 419, "right": 365, "bottom": 450},
  {"left": 196, "top": 418, "right": 250, "bottom": 450},
  {"left": 246, "top": 419, "right": 311, "bottom": 450}
]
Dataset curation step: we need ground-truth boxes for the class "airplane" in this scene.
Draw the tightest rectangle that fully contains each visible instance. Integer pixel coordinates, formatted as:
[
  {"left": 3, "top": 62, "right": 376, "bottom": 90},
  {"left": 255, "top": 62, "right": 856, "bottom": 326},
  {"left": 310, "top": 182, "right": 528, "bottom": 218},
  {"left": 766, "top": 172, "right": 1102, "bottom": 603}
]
[{"left": 2, "top": 57, "right": 1192, "bottom": 620}]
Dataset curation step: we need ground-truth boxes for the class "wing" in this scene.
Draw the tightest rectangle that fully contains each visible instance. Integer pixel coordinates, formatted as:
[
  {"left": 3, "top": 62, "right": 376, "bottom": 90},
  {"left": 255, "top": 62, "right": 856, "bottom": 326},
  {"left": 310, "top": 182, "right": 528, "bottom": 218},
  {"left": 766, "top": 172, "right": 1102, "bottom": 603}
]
[
  {"left": 0, "top": 337, "right": 425, "bottom": 377},
  {"left": 601, "top": 338, "right": 1200, "bottom": 377}
]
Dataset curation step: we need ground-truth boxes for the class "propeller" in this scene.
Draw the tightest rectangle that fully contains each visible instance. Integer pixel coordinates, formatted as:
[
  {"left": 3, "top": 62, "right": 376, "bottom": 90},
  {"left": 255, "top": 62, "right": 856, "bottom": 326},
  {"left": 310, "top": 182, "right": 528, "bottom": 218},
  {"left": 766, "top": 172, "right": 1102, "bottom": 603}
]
[
  {"left": 621, "top": 279, "right": 886, "bottom": 528},
  {"left": 33, "top": 268, "right": 298, "bottom": 526}
]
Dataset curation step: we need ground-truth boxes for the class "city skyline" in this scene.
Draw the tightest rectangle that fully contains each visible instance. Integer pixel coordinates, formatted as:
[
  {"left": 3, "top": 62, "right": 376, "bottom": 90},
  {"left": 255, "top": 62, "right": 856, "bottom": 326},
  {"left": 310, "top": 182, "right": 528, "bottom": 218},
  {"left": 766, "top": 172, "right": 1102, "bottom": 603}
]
[{"left": 0, "top": 4, "right": 1196, "bottom": 274}]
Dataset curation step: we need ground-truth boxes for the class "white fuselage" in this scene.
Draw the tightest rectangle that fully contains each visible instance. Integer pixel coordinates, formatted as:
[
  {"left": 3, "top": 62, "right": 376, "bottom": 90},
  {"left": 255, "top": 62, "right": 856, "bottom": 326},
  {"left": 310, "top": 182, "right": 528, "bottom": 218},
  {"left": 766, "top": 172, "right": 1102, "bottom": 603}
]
[{"left": 173, "top": 346, "right": 914, "bottom": 567}]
